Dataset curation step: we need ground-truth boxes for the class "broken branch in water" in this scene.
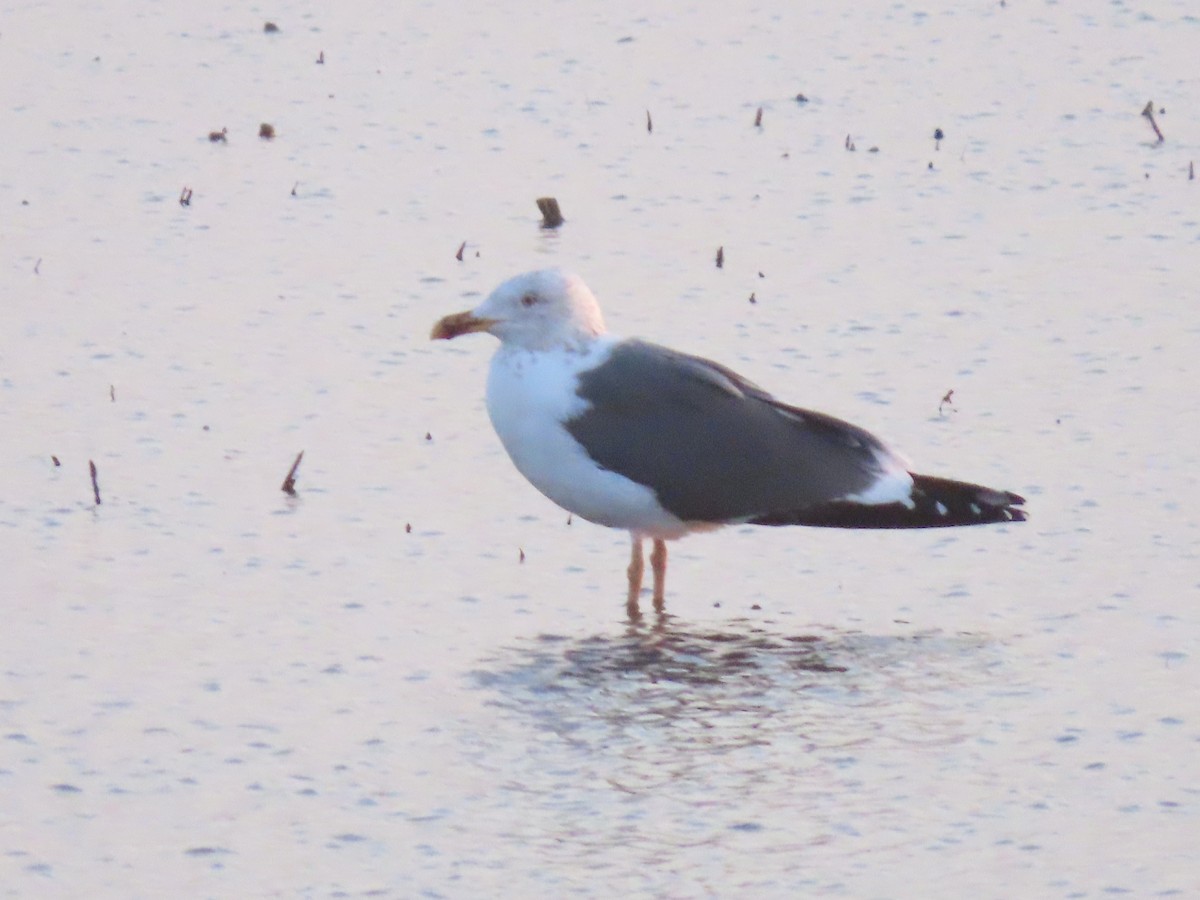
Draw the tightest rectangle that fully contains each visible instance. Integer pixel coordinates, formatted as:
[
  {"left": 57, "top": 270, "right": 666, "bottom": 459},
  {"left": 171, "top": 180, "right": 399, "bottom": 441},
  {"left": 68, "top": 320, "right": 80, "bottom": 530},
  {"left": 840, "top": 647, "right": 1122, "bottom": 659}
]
[
  {"left": 1141, "top": 101, "right": 1164, "bottom": 144},
  {"left": 281, "top": 451, "right": 304, "bottom": 496},
  {"left": 89, "top": 460, "right": 101, "bottom": 505},
  {"left": 536, "top": 197, "right": 564, "bottom": 228}
]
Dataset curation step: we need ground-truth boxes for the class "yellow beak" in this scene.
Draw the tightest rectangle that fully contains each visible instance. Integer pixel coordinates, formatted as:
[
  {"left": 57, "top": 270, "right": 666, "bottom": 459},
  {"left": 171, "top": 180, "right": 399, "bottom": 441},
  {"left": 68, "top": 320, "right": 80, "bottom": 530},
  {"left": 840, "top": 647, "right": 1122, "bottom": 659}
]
[{"left": 430, "top": 311, "right": 497, "bottom": 340}]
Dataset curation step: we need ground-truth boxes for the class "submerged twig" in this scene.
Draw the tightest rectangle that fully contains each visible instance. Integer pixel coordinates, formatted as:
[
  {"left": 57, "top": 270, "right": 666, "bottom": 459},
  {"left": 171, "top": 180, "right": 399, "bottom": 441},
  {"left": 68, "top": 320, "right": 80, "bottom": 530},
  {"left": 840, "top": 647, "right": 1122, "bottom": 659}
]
[
  {"left": 1141, "top": 101, "right": 1164, "bottom": 144},
  {"left": 939, "top": 389, "right": 956, "bottom": 416},
  {"left": 281, "top": 451, "right": 304, "bottom": 496},
  {"left": 536, "top": 197, "right": 564, "bottom": 228},
  {"left": 89, "top": 460, "right": 101, "bottom": 505}
]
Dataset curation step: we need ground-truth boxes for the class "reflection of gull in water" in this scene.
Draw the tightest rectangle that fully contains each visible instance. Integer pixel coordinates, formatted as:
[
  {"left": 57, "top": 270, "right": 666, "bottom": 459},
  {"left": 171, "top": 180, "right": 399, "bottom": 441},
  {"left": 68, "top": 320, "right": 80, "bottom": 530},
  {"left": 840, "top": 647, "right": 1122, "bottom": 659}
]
[
  {"left": 464, "top": 618, "right": 1024, "bottom": 863},
  {"left": 474, "top": 617, "right": 1009, "bottom": 746},
  {"left": 535, "top": 621, "right": 848, "bottom": 687}
]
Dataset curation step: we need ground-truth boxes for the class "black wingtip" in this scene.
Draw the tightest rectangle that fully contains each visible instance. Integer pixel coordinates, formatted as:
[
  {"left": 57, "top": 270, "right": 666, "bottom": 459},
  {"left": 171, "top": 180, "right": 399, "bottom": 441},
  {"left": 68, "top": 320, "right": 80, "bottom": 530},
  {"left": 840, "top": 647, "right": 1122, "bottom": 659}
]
[{"left": 751, "top": 475, "right": 1028, "bottom": 530}]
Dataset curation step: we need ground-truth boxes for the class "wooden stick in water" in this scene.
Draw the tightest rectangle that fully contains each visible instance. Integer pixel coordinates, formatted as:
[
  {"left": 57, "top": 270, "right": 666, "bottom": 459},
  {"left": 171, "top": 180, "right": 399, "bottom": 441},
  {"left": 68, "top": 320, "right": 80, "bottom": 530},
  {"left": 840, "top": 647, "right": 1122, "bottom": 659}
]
[
  {"left": 1141, "top": 101, "right": 1164, "bottom": 144},
  {"left": 536, "top": 197, "right": 564, "bottom": 228},
  {"left": 281, "top": 451, "right": 304, "bottom": 496}
]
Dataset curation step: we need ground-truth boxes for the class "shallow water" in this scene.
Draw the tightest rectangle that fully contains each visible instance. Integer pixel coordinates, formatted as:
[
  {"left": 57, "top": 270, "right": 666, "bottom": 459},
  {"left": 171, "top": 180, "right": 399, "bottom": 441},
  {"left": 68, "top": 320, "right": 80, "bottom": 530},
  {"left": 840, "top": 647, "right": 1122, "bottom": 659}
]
[{"left": 2, "top": 1, "right": 1198, "bottom": 897}]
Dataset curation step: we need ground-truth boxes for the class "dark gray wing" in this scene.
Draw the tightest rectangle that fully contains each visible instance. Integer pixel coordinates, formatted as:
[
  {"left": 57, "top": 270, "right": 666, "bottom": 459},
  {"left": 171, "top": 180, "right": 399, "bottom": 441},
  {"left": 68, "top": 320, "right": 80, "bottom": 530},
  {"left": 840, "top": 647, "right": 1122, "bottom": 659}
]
[{"left": 565, "top": 339, "right": 902, "bottom": 523}]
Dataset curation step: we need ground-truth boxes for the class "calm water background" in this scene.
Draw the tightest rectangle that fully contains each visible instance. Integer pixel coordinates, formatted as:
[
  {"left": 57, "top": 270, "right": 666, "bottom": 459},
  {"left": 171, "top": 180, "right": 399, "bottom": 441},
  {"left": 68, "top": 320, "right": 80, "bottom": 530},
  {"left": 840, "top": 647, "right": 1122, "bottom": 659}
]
[{"left": 2, "top": 1, "right": 1198, "bottom": 897}]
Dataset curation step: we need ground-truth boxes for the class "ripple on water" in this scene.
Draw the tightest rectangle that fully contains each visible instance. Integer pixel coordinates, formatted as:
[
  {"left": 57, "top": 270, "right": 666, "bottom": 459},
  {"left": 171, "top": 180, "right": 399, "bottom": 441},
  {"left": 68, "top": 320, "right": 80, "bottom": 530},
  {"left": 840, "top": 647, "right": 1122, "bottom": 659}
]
[{"left": 472, "top": 617, "right": 1016, "bottom": 759}]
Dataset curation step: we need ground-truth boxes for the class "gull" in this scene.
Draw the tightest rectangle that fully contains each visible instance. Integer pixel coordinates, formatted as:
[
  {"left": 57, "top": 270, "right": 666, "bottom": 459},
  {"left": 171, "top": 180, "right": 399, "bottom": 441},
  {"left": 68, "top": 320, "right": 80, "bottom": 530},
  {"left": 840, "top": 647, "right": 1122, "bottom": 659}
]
[{"left": 432, "top": 269, "right": 1026, "bottom": 616}]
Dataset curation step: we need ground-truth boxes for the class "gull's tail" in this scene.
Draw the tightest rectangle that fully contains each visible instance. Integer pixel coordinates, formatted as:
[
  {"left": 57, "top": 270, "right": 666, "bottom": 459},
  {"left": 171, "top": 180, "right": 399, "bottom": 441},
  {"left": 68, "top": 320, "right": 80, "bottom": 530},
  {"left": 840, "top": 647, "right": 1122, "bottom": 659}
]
[{"left": 751, "top": 474, "right": 1027, "bottom": 529}]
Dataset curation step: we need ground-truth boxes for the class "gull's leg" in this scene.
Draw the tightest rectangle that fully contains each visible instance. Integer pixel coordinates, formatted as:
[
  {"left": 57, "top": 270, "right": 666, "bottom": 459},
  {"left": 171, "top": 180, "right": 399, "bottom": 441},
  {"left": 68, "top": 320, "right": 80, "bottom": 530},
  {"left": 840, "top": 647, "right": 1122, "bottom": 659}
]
[
  {"left": 650, "top": 538, "right": 668, "bottom": 612},
  {"left": 626, "top": 534, "right": 645, "bottom": 619}
]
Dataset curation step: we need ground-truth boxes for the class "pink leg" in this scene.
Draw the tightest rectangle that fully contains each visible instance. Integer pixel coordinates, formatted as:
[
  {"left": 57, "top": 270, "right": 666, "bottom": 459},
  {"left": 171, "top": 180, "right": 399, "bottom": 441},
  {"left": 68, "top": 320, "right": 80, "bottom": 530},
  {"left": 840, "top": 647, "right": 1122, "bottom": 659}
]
[
  {"left": 650, "top": 539, "right": 668, "bottom": 611},
  {"left": 626, "top": 534, "right": 645, "bottom": 614}
]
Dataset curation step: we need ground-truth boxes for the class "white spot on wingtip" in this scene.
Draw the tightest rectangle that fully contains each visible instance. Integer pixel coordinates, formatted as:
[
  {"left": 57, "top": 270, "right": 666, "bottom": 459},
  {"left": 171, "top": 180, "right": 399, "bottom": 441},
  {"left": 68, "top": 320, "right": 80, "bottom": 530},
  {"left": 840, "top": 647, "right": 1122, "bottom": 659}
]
[
  {"left": 935, "top": 501, "right": 948, "bottom": 516},
  {"left": 970, "top": 503, "right": 981, "bottom": 516}
]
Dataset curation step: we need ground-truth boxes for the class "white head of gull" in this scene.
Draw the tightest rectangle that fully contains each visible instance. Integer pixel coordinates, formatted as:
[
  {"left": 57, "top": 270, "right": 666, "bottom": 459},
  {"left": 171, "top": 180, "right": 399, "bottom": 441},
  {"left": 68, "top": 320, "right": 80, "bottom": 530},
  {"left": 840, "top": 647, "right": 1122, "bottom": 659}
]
[{"left": 432, "top": 268, "right": 1026, "bottom": 619}]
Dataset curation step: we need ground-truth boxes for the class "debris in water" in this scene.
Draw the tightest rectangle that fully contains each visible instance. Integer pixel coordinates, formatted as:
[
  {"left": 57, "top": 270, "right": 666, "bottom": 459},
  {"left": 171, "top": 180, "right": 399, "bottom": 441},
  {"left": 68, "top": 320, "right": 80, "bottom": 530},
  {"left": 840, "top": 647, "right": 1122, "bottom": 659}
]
[
  {"left": 715, "top": 246, "right": 724, "bottom": 269},
  {"left": 264, "top": 21, "right": 280, "bottom": 33},
  {"left": 208, "top": 127, "right": 228, "bottom": 143},
  {"left": 754, "top": 106, "right": 763, "bottom": 128},
  {"left": 646, "top": 110, "right": 653, "bottom": 133},
  {"left": 939, "top": 389, "right": 956, "bottom": 416},
  {"left": 455, "top": 241, "right": 466, "bottom": 261},
  {"left": 934, "top": 127, "right": 944, "bottom": 150},
  {"left": 1141, "top": 101, "right": 1165, "bottom": 144},
  {"left": 281, "top": 451, "right": 304, "bottom": 496},
  {"left": 536, "top": 197, "right": 564, "bottom": 228},
  {"left": 89, "top": 460, "right": 101, "bottom": 505},
  {"left": 259, "top": 123, "right": 276, "bottom": 140},
  {"left": 179, "top": 186, "right": 193, "bottom": 207}
]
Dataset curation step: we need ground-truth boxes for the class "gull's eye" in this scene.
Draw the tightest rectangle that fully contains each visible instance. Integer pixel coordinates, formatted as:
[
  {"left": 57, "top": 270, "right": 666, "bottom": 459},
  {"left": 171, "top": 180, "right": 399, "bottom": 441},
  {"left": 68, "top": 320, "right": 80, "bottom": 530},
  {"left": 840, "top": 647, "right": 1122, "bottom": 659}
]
[{"left": 520, "top": 292, "right": 538, "bottom": 308}]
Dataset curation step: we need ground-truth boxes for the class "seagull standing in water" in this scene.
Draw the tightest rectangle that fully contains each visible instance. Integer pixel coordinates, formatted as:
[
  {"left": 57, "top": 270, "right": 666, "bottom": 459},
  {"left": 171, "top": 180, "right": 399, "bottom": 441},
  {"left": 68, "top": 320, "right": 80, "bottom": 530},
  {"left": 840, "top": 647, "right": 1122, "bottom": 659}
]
[{"left": 432, "top": 269, "right": 1026, "bottom": 616}]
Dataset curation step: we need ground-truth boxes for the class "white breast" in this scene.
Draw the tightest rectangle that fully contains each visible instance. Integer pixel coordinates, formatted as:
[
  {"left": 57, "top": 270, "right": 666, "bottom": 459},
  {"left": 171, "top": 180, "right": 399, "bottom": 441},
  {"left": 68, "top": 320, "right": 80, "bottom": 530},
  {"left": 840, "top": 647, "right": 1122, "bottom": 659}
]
[{"left": 484, "top": 339, "right": 690, "bottom": 538}]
